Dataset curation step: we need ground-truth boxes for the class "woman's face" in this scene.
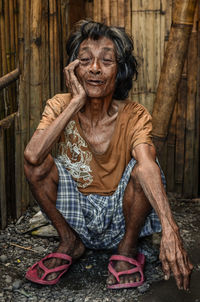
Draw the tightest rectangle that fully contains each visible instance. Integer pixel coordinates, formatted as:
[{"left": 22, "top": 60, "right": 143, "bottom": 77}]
[{"left": 76, "top": 37, "right": 117, "bottom": 99}]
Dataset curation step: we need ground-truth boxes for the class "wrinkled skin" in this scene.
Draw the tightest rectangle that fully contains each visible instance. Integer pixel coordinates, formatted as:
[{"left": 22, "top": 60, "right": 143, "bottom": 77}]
[{"left": 24, "top": 37, "right": 193, "bottom": 289}]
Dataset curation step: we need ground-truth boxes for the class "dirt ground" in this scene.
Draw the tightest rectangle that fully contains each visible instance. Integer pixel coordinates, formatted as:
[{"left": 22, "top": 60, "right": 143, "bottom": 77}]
[{"left": 0, "top": 198, "right": 200, "bottom": 302}]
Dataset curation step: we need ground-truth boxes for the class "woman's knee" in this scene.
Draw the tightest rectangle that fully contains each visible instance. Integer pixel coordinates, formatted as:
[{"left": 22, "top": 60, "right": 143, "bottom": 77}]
[{"left": 24, "top": 155, "right": 57, "bottom": 184}]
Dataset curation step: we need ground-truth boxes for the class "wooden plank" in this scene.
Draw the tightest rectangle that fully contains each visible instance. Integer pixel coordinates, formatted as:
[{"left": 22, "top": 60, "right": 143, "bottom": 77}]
[
  {"left": 131, "top": 1, "right": 166, "bottom": 112},
  {"left": 0, "top": 128, "right": 7, "bottom": 229}
]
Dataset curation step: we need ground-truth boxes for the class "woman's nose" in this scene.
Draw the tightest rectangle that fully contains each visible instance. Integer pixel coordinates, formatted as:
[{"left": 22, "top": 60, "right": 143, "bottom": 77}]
[{"left": 89, "top": 58, "right": 101, "bottom": 74}]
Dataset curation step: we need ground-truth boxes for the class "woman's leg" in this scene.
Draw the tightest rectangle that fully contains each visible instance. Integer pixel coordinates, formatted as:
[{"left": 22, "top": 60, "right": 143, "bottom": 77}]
[
  {"left": 107, "top": 163, "right": 152, "bottom": 285},
  {"left": 24, "top": 155, "right": 85, "bottom": 280}
]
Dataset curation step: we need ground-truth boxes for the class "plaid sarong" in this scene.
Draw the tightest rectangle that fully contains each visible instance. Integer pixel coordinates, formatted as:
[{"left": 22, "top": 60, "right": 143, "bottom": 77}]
[{"left": 55, "top": 158, "right": 166, "bottom": 250}]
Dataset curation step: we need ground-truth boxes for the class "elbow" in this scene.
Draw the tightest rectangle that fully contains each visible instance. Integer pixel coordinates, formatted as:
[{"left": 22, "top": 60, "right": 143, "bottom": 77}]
[
  {"left": 24, "top": 147, "right": 40, "bottom": 166},
  {"left": 137, "top": 160, "right": 160, "bottom": 179}
]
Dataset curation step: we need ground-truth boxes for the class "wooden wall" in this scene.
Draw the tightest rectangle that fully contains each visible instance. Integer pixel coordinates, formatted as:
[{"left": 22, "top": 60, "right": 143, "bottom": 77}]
[
  {"left": 0, "top": 0, "right": 199, "bottom": 227},
  {"left": 0, "top": 0, "right": 19, "bottom": 227}
]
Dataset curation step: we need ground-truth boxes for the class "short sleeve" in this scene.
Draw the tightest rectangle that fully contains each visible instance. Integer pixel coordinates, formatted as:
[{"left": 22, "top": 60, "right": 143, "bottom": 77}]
[
  {"left": 128, "top": 103, "right": 153, "bottom": 150},
  {"left": 37, "top": 94, "right": 71, "bottom": 130}
]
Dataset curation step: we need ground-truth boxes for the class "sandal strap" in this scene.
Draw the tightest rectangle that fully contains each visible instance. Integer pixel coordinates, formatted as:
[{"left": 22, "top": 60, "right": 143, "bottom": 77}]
[{"left": 108, "top": 254, "right": 145, "bottom": 284}]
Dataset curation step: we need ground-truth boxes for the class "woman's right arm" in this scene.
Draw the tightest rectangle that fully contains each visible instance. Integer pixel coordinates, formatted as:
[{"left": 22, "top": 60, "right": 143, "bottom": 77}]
[{"left": 24, "top": 59, "right": 86, "bottom": 166}]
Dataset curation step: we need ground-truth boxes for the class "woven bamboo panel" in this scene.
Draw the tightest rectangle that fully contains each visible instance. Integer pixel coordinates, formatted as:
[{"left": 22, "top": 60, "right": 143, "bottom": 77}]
[{"left": 131, "top": 0, "right": 170, "bottom": 113}]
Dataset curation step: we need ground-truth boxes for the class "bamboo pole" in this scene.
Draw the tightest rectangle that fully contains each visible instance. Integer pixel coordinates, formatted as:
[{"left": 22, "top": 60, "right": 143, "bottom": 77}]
[
  {"left": 110, "top": 0, "right": 118, "bottom": 26},
  {"left": 9, "top": 0, "right": 18, "bottom": 113},
  {"left": 97, "top": 0, "right": 102, "bottom": 22},
  {"left": 183, "top": 6, "right": 198, "bottom": 197},
  {"left": 4, "top": 0, "right": 11, "bottom": 72},
  {"left": 125, "top": 0, "right": 131, "bottom": 33},
  {"left": 53, "top": 0, "right": 61, "bottom": 94},
  {"left": 29, "top": 0, "right": 42, "bottom": 136},
  {"left": 192, "top": 2, "right": 200, "bottom": 196},
  {"left": 166, "top": 102, "right": 177, "bottom": 192},
  {"left": 102, "top": 0, "right": 110, "bottom": 25},
  {"left": 41, "top": 1, "right": 49, "bottom": 104},
  {"left": 18, "top": 0, "right": 31, "bottom": 213},
  {"left": 3, "top": 0, "right": 15, "bottom": 219},
  {"left": 118, "top": 0, "right": 125, "bottom": 28},
  {"left": 85, "top": 0, "right": 93, "bottom": 19},
  {"left": 14, "top": 0, "right": 18, "bottom": 57},
  {"left": 0, "top": 112, "right": 17, "bottom": 129},
  {"left": 0, "top": 128, "right": 6, "bottom": 229},
  {"left": 15, "top": 113, "right": 22, "bottom": 219},
  {"left": 152, "top": 0, "right": 197, "bottom": 156},
  {"left": 0, "top": 69, "right": 19, "bottom": 90},
  {"left": 93, "top": 0, "right": 101, "bottom": 22},
  {"left": 175, "top": 70, "right": 187, "bottom": 195},
  {"left": 0, "top": 1, "right": 3, "bottom": 119},
  {"left": 49, "top": 0, "right": 55, "bottom": 96},
  {"left": 9, "top": 0, "right": 15, "bottom": 71},
  {"left": 60, "top": 0, "right": 68, "bottom": 91},
  {"left": 0, "top": 1, "right": 7, "bottom": 76}
]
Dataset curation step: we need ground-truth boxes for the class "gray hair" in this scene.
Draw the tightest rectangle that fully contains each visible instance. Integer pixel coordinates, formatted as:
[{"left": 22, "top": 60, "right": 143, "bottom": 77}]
[{"left": 66, "top": 20, "right": 138, "bottom": 100}]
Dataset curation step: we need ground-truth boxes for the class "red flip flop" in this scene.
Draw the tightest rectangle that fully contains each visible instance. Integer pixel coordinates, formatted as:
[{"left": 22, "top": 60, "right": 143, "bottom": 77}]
[
  {"left": 107, "top": 253, "right": 145, "bottom": 289},
  {"left": 25, "top": 252, "right": 72, "bottom": 285}
]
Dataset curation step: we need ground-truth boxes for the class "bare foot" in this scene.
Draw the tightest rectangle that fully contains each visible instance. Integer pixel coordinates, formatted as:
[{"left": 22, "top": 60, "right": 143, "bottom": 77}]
[
  {"left": 37, "top": 237, "right": 85, "bottom": 281},
  {"left": 106, "top": 249, "right": 142, "bottom": 286}
]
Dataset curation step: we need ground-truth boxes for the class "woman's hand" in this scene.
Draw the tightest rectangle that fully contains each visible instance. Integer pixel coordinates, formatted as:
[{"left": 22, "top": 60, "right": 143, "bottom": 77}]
[
  {"left": 159, "top": 227, "right": 193, "bottom": 290},
  {"left": 64, "top": 59, "right": 87, "bottom": 109}
]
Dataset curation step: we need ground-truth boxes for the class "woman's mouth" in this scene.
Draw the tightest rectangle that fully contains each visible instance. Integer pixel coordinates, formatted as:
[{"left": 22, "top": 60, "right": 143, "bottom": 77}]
[{"left": 86, "top": 79, "right": 104, "bottom": 86}]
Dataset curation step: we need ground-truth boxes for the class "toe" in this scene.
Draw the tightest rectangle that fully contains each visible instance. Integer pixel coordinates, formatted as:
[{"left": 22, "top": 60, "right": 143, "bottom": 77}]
[{"left": 107, "top": 272, "right": 117, "bottom": 285}]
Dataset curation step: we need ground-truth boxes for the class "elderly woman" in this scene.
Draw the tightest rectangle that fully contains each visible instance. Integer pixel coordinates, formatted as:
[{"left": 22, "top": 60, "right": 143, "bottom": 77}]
[{"left": 24, "top": 20, "right": 192, "bottom": 289}]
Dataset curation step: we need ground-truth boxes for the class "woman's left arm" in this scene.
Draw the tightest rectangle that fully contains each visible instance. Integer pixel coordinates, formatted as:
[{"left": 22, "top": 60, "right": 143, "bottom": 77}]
[{"left": 132, "top": 143, "right": 193, "bottom": 290}]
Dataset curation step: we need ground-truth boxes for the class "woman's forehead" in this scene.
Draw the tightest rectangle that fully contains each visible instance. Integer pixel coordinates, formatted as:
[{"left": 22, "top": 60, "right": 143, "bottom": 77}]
[{"left": 79, "top": 37, "right": 115, "bottom": 53}]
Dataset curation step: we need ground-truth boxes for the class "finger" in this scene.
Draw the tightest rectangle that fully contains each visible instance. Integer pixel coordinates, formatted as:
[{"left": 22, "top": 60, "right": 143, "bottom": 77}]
[
  {"left": 161, "top": 259, "right": 170, "bottom": 280},
  {"left": 68, "top": 66, "right": 81, "bottom": 95},
  {"left": 177, "top": 254, "right": 193, "bottom": 290},
  {"left": 63, "top": 59, "right": 80, "bottom": 88},
  {"left": 169, "top": 261, "right": 183, "bottom": 290},
  {"left": 66, "top": 59, "right": 80, "bottom": 73},
  {"left": 63, "top": 66, "right": 70, "bottom": 88}
]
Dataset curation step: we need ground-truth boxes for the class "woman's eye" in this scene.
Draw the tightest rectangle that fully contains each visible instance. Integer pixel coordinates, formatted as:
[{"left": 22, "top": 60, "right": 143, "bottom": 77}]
[
  {"left": 80, "top": 58, "right": 90, "bottom": 63},
  {"left": 102, "top": 58, "right": 114, "bottom": 64}
]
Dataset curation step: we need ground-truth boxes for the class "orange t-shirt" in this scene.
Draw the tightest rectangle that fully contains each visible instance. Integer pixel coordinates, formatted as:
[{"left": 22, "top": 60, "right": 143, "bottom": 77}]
[{"left": 37, "top": 93, "right": 153, "bottom": 195}]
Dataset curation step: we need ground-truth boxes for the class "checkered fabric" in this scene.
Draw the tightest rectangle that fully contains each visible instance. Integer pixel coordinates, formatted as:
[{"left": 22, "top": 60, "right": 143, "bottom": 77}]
[{"left": 55, "top": 158, "right": 166, "bottom": 250}]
